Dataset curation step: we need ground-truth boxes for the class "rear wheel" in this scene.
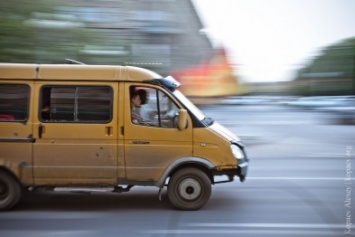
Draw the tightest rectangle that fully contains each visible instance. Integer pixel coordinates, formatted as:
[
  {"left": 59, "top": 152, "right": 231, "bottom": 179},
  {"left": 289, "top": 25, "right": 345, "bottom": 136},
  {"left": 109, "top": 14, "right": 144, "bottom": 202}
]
[
  {"left": 167, "top": 168, "right": 211, "bottom": 210},
  {"left": 0, "top": 171, "right": 22, "bottom": 211}
]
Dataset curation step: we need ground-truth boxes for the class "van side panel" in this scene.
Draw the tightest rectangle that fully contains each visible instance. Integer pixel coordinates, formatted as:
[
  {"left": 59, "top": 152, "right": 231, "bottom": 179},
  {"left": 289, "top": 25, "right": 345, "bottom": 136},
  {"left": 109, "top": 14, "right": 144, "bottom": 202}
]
[
  {"left": 0, "top": 81, "right": 34, "bottom": 185},
  {"left": 32, "top": 81, "right": 119, "bottom": 186}
]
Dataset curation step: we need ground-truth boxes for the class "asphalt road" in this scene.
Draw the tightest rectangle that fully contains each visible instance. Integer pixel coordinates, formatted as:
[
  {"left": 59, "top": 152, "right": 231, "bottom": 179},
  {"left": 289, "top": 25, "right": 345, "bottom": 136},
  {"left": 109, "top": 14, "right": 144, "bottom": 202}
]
[{"left": 0, "top": 104, "right": 354, "bottom": 237}]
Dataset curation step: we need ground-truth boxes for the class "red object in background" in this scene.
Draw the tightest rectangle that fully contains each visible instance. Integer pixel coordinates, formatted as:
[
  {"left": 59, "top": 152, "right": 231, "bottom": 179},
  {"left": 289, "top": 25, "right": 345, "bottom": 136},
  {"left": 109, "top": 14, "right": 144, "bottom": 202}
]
[{"left": 171, "top": 48, "right": 239, "bottom": 97}]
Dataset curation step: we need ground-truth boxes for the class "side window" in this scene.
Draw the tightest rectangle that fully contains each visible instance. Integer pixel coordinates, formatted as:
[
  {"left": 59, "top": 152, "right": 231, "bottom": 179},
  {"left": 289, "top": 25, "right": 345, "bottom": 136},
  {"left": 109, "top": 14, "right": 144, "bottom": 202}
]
[
  {"left": 0, "top": 84, "right": 30, "bottom": 122},
  {"left": 40, "top": 85, "right": 112, "bottom": 123},
  {"left": 130, "top": 86, "right": 180, "bottom": 128}
]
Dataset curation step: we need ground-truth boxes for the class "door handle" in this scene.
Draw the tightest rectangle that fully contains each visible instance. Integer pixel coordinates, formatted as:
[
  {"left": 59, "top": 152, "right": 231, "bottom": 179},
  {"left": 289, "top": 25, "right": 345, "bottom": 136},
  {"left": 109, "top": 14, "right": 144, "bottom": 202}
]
[
  {"left": 132, "top": 140, "right": 150, "bottom": 145},
  {"left": 105, "top": 126, "right": 113, "bottom": 136},
  {"left": 38, "top": 123, "right": 44, "bottom": 138}
]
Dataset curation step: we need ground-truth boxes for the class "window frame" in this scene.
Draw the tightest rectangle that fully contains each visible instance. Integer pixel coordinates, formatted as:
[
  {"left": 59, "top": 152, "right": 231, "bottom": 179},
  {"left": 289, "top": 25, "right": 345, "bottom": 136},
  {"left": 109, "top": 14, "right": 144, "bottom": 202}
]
[
  {"left": 39, "top": 85, "right": 114, "bottom": 124},
  {"left": 0, "top": 83, "right": 30, "bottom": 123}
]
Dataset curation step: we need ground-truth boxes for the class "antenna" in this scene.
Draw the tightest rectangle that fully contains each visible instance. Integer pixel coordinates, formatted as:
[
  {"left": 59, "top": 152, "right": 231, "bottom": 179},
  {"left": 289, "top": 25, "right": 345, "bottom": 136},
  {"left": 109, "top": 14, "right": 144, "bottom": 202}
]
[{"left": 65, "top": 58, "right": 85, "bottom": 65}]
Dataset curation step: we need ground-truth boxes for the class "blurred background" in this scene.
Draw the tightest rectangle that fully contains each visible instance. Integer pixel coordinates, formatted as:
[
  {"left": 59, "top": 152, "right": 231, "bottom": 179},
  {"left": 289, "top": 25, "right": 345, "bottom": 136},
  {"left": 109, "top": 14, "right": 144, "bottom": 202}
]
[
  {"left": 0, "top": 1, "right": 354, "bottom": 236},
  {"left": 1, "top": 0, "right": 355, "bottom": 98}
]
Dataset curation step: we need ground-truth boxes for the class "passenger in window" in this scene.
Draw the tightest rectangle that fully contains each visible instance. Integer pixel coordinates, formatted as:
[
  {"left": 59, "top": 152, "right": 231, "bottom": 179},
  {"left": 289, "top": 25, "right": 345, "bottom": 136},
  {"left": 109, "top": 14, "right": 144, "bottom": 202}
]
[
  {"left": 137, "top": 89, "right": 153, "bottom": 121},
  {"left": 41, "top": 106, "right": 50, "bottom": 121},
  {"left": 130, "top": 90, "right": 144, "bottom": 124},
  {"left": 137, "top": 89, "right": 148, "bottom": 105}
]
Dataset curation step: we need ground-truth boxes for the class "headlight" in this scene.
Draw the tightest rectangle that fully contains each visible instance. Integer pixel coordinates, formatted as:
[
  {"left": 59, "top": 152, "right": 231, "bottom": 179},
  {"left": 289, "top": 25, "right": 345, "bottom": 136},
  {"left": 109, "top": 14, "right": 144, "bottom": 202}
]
[{"left": 231, "top": 144, "right": 245, "bottom": 160}]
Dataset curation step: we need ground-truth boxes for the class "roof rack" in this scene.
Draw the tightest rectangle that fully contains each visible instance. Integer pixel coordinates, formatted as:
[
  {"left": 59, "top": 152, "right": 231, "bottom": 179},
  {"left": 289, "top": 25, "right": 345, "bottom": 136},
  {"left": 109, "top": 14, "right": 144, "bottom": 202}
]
[{"left": 65, "top": 58, "right": 85, "bottom": 65}]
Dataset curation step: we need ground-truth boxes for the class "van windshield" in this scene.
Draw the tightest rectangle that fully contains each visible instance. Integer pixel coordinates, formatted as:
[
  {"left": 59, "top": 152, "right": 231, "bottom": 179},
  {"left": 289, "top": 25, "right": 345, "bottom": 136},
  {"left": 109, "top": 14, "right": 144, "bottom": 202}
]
[{"left": 173, "top": 90, "right": 206, "bottom": 122}]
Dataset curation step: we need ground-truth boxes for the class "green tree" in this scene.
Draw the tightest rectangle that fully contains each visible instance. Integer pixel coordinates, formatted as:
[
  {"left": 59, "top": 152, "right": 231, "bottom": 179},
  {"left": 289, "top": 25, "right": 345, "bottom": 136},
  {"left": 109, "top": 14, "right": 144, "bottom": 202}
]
[
  {"left": 0, "top": 0, "right": 86, "bottom": 63},
  {"left": 294, "top": 37, "right": 355, "bottom": 95}
]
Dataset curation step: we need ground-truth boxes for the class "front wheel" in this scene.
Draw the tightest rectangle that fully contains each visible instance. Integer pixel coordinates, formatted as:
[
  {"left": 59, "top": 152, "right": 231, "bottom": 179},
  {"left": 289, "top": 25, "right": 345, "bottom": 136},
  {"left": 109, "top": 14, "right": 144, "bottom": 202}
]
[
  {"left": 0, "top": 171, "right": 22, "bottom": 211},
  {"left": 167, "top": 168, "right": 211, "bottom": 210}
]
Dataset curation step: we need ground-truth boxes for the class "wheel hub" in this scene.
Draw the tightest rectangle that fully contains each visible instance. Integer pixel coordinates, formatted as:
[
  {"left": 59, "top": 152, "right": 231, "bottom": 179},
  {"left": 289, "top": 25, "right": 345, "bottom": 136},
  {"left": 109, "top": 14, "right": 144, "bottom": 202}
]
[{"left": 178, "top": 178, "right": 201, "bottom": 200}]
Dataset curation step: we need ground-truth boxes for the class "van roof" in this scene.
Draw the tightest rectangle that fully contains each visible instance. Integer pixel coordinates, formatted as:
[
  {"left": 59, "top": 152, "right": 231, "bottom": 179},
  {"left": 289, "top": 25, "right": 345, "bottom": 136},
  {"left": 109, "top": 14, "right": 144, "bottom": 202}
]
[{"left": 0, "top": 63, "right": 162, "bottom": 81}]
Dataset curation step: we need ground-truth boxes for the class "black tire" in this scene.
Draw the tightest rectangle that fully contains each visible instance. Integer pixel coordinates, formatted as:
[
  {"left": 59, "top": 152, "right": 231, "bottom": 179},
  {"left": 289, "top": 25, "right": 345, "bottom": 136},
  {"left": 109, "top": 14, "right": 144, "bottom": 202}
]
[
  {"left": 0, "top": 171, "right": 22, "bottom": 211},
  {"left": 167, "top": 168, "right": 211, "bottom": 210}
]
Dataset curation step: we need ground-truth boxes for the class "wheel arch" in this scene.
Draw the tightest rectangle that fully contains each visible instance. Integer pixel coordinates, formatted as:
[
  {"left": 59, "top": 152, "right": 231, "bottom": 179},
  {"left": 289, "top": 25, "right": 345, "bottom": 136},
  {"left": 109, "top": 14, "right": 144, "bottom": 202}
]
[
  {"left": 0, "top": 166, "right": 22, "bottom": 186},
  {"left": 0, "top": 165, "right": 24, "bottom": 211},
  {"left": 155, "top": 157, "right": 215, "bottom": 188}
]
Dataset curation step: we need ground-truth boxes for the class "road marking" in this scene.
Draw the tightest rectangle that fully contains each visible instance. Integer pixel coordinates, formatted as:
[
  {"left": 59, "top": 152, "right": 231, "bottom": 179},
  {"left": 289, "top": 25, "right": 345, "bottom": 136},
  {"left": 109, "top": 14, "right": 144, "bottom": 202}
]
[
  {"left": 143, "top": 229, "right": 339, "bottom": 235},
  {"left": 186, "top": 223, "right": 345, "bottom": 229},
  {"left": 247, "top": 176, "right": 355, "bottom": 181},
  {"left": 220, "top": 121, "right": 318, "bottom": 125},
  {"left": 143, "top": 223, "right": 344, "bottom": 235},
  {"left": 0, "top": 230, "right": 96, "bottom": 237}
]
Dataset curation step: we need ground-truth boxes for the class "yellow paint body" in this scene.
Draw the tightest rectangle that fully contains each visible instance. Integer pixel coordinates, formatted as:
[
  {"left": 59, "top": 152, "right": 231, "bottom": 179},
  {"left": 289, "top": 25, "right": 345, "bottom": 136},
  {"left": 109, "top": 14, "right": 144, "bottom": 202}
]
[{"left": 0, "top": 63, "right": 248, "bottom": 188}]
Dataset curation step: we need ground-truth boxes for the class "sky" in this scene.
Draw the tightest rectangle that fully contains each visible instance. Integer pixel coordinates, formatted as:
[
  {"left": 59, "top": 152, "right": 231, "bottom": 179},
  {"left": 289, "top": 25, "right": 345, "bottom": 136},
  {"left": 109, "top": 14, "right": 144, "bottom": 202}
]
[{"left": 192, "top": 0, "right": 355, "bottom": 82}]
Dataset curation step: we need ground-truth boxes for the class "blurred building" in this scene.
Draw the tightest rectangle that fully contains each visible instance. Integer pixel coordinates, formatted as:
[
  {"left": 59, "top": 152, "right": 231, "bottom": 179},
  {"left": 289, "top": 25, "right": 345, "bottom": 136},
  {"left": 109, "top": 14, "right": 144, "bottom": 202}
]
[
  {"left": 1, "top": 0, "right": 244, "bottom": 99},
  {"left": 0, "top": 0, "right": 212, "bottom": 75},
  {"left": 56, "top": 0, "right": 213, "bottom": 75}
]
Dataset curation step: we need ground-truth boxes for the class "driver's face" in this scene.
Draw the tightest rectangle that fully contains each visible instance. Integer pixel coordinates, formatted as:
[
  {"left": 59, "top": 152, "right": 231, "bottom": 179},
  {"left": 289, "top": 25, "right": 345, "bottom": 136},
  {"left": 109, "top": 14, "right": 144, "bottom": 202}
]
[{"left": 131, "top": 95, "right": 141, "bottom": 107}]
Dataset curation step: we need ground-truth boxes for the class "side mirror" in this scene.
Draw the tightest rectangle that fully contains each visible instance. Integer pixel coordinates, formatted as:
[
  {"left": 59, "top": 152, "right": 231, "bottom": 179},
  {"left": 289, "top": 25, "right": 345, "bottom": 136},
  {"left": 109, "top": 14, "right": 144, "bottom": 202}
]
[{"left": 178, "top": 109, "right": 188, "bottom": 130}]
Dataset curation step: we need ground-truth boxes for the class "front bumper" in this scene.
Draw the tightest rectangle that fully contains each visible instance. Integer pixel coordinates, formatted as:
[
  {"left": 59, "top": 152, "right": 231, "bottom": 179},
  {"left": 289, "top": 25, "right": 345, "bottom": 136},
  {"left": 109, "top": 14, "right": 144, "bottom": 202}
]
[
  {"left": 237, "top": 160, "right": 249, "bottom": 182},
  {"left": 233, "top": 141, "right": 249, "bottom": 181},
  {"left": 213, "top": 158, "right": 249, "bottom": 183},
  {"left": 213, "top": 141, "right": 249, "bottom": 183}
]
